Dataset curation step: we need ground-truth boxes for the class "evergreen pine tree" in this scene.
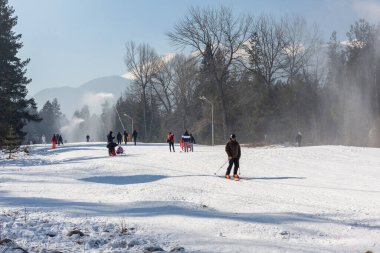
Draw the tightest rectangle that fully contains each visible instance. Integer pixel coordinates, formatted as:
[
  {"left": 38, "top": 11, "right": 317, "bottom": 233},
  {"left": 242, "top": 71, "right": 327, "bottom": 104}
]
[
  {"left": 0, "top": 0, "right": 39, "bottom": 146},
  {"left": 3, "top": 126, "right": 20, "bottom": 159}
]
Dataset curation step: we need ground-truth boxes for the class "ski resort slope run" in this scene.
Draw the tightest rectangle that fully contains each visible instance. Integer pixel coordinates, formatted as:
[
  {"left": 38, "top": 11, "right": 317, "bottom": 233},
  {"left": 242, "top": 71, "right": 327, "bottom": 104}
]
[{"left": 1, "top": 143, "right": 379, "bottom": 253}]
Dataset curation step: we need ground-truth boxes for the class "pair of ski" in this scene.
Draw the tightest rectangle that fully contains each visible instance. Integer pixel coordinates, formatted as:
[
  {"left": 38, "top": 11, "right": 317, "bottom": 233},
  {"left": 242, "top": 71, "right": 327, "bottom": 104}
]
[{"left": 217, "top": 175, "right": 241, "bottom": 181}]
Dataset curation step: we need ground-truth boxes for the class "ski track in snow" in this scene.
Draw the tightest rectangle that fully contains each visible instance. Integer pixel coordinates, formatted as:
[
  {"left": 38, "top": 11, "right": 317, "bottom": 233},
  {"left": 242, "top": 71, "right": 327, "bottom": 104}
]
[{"left": 0, "top": 143, "right": 379, "bottom": 252}]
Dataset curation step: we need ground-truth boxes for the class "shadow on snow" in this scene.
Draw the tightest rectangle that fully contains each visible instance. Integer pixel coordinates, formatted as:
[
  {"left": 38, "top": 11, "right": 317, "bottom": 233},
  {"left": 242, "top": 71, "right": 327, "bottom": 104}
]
[
  {"left": 0, "top": 195, "right": 379, "bottom": 231},
  {"left": 80, "top": 175, "right": 166, "bottom": 185}
]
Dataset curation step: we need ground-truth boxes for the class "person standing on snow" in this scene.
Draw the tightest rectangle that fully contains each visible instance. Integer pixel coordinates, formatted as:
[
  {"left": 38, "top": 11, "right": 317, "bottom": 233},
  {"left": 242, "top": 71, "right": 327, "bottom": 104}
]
[
  {"left": 116, "top": 132, "right": 122, "bottom": 145},
  {"left": 56, "top": 133, "right": 60, "bottom": 146},
  {"left": 190, "top": 133, "right": 196, "bottom": 152},
  {"left": 41, "top": 135, "right": 46, "bottom": 144},
  {"left": 225, "top": 134, "right": 241, "bottom": 179},
  {"left": 107, "top": 131, "right": 116, "bottom": 156},
  {"left": 58, "top": 134, "right": 64, "bottom": 146},
  {"left": 123, "top": 130, "right": 128, "bottom": 145},
  {"left": 182, "top": 129, "right": 190, "bottom": 152},
  {"left": 86, "top": 134, "right": 90, "bottom": 142},
  {"left": 296, "top": 131, "right": 302, "bottom": 147},
  {"left": 167, "top": 132, "right": 175, "bottom": 152},
  {"left": 51, "top": 134, "right": 57, "bottom": 149},
  {"left": 132, "top": 130, "right": 138, "bottom": 145}
]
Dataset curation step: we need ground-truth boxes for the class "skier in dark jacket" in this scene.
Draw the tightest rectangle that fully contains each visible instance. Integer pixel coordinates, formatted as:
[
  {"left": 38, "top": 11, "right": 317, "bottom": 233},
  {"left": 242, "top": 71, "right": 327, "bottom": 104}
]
[
  {"left": 58, "top": 134, "right": 64, "bottom": 146},
  {"left": 116, "top": 132, "right": 122, "bottom": 145},
  {"left": 132, "top": 130, "right": 138, "bottom": 145},
  {"left": 167, "top": 132, "right": 175, "bottom": 152},
  {"left": 56, "top": 133, "right": 60, "bottom": 146},
  {"left": 225, "top": 134, "right": 241, "bottom": 179},
  {"left": 123, "top": 130, "right": 128, "bottom": 145}
]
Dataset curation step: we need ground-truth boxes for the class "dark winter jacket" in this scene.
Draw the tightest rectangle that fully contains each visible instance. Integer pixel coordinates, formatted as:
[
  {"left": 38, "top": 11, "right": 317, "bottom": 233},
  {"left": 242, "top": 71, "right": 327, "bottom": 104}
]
[
  {"left": 107, "top": 133, "right": 115, "bottom": 143},
  {"left": 225, "top": 140, "right": 241, "bottom": 159},
  {"left": 190, "top": 135, "right": 195, "bottom": 144},
  {"left": 182, "top": 131, "right": 190, "bottom": 142},
  {"left": 117, "top": 132, "right": 122, "bottom": 141},
  {"left": 132, "top": 130, "right": 138, "bottom": 139},
  {"left": 123, "top": 131, "right": 128, "bottom": 138}
]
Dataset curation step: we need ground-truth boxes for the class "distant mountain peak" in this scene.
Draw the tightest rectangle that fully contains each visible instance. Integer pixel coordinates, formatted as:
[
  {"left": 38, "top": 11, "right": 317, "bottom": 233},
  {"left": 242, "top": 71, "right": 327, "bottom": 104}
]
[{"left": 33, "top": 75, "right": 132, "bottom": 117}]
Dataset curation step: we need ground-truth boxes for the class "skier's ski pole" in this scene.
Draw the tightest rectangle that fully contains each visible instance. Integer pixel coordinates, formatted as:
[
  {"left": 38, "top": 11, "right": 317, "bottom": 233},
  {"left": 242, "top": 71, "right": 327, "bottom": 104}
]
[{"left": 214, "top": 160, "right": 228, "bottom": 175}]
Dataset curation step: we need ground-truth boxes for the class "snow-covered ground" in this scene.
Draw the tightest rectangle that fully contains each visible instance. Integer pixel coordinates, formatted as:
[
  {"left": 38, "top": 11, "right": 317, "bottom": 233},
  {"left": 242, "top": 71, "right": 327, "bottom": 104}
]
[{"left": 0, "top": 142, "right": 379, "bottom": 252}]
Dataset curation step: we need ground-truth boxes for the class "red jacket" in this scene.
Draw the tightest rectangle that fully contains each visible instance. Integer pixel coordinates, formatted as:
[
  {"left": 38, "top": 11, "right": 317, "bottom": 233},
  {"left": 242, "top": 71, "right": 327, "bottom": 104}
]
[{"left": 167, "top": 134, "right": 174, "bottom": 142}]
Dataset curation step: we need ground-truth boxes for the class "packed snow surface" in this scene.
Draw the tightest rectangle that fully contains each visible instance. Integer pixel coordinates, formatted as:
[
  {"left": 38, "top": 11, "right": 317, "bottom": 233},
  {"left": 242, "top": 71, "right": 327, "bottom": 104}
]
[{"left": 1, "top": 143, "right": 379, "bottom": 252}]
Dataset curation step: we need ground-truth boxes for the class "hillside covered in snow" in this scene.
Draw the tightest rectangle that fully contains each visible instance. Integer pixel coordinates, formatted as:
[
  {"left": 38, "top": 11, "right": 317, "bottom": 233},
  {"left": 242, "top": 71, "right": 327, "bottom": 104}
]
[{"left": 0, "top": 143, "right": 379, "bottom": 252}]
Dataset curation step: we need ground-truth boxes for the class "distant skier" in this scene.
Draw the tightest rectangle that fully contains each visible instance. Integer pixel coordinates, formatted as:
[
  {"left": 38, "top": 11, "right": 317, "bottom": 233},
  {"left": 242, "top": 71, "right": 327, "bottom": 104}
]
[
  {"left": 182, "top": 129, "right": 190, "bottom": 152},
  {"left": 132, "top": 130, "right": 138, "bottom": 145},
  {"left": 116, "top": 132, "right": 122, "bottom": 145},
  {"left": 56, "top": 133, "right": 60, "bottom": 146},
  {"left": 86, "top": 134, "right": 90, "bottom": 142},
  {"left": 107, "top": 131, "right": 116, "bottom": 156},
  {"left": 123, "top": 130, "right": 128, "bottom": 145},
  {"left": 51, "top": 134, "right": 57, "bottom": 149},
  {"left": 41, "top": 135, "right": 46, "bottom": 145},
  {"left": 167, "top": 132, "right": 175, "bottom": 152},
  {"left": 225, "top": 134, "right": 241, "bottom": 179},
  {"left": 190, "top": 133, "right": 196, "bottom": 152},
  {"left": 296, "top": 131, "right": 302, "bottom": 147},
  {"left": 58, "top": 134, "right": 64, "bottom": 146}
]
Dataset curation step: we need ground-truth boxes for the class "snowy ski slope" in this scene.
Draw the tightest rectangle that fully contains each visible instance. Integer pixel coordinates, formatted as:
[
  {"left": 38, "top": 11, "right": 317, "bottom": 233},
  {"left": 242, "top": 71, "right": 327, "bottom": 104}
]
[{"left": 0, "top": 143, "right": 379, "bottom": 252}]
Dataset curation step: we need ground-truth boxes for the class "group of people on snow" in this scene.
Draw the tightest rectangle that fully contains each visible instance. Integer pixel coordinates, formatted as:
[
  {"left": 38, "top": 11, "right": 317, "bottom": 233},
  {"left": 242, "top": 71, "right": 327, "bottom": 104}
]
[
  {"left": 49, "top": 133, "right": 63, "bottom": 149},
  {"left": 166, "top": 129, "right": 196, "bottom": 153},
  {"left": 106, "top": 129, "right": 138, "bottom": 156}
]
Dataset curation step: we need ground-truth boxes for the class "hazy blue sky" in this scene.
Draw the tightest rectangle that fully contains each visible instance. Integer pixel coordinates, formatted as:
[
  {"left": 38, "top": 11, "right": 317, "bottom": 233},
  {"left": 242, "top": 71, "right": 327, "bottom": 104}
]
[{"left": 8, "top": 0, "right": 380, "bottom": 95}]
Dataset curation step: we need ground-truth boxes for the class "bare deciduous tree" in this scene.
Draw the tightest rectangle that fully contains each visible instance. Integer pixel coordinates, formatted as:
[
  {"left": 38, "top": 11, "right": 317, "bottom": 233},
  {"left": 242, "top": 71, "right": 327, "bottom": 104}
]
[
  {"left": 167, "top": 6, "right": 252, "bottom": 137},
  {"left": 124, "top": 41, "right": 159, "bottom": 141},
  {"left": 243, "top": 15, "right": 288, "bottom": 87},
  {"left": 171, "top": 55, "right": 199, "bottom": 130},
  {"left": 152, "top": 57, "right": 175, "bottom": 114}
]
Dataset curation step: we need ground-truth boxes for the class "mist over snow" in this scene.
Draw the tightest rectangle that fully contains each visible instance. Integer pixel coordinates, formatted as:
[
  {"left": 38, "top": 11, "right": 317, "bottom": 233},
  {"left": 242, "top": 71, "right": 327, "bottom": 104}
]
[
  {"left": 60, "top": 117, "right": 85, "bottom": 142},
  {"left": 81, "top": 92, "right": 115, "bottom": 114}
]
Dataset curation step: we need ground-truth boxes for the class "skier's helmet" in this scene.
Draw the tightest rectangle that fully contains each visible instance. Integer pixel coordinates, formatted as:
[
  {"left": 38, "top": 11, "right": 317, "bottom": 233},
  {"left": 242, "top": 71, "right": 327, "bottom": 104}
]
[{"left": 230, "top": 134, "right": 236, "bottom": 139}]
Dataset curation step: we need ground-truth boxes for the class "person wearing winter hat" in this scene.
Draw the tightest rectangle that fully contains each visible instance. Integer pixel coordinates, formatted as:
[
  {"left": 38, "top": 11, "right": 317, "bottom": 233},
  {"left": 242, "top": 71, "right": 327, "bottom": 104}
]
[{"left": 225, "top": 134, "right": 241, "bottom": 179}]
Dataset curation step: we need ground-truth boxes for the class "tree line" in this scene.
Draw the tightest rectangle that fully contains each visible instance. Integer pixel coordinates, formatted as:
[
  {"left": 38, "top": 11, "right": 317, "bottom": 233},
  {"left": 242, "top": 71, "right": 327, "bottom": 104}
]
[
  {"left": 116, "top": 7, "right": 380, "bottom": 146},
  {"left": 2, "top": 2, "right": 380, "bottom": 151}
]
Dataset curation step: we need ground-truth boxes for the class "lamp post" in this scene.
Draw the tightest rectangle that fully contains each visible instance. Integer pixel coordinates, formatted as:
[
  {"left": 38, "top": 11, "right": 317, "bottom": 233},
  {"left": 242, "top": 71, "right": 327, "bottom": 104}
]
[
  {"left": 123, "top": 113, "right": 134, "bottom": 134},
  {"left": 199, "top": 96, "right": 214, "bottom": 146}
]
